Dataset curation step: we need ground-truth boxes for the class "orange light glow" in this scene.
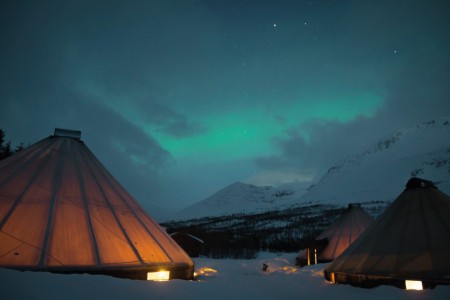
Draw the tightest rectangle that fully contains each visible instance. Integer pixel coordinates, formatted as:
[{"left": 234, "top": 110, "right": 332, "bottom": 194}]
[
  {"left": 330, "top": 272, "right": 335, "bottom": 284},
  {"left": 196, "top": 267, "right": 218, "bottom": 277},
  {"left": 281, "top": 266, "right": 298, "bottom": 273}
]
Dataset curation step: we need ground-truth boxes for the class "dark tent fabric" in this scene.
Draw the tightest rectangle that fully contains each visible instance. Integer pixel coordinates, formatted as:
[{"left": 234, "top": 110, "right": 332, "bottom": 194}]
[
  {"left": 324, "top": 178, "right": 450, "bottom": 289},
  {"left": 0, "top": 129, "right": 194, "bottom": 280},
  {"left": 170, "top": 232, "right": 205, "bottom": 258},
  {"left": 296, "top": 203, "right": 373, "bottom": 266}
]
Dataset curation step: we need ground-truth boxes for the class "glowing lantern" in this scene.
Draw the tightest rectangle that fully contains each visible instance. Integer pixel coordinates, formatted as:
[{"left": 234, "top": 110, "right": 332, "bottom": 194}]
[
  {"left": 330, "top": 272, "right": 335, "bottom": 284},
  {"left": 147, "top": 271, "right": 170, "bottom": 281},
  {"left": 405, "top": 280, "right": 423, "bottom": 290}
]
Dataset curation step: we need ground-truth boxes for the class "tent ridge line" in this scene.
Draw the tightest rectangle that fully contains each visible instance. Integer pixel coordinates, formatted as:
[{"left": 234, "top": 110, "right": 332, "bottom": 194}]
[
  {"left": 0, "top": 138, "right": 57, "bottom": 230},
  {"left": 74, "top": 141, "right": 102, "bottom": 265},
  {"left": 392, "top": 193, "right": 413, "bottom": 271},
  {"left": 0, "top": 138, "right": 51, "bottom": 186},
  {"left": 83, "top": 146, "right": 175, "bottom": 263},
  {"left": 80, "top": 146, "right": 145, "bottom": 265},
  {"left": 39, "top": 138, "right": 68, "bottom": 267},
  {"left": 422, "top": 194, "right": 442, "bottom": 276},
  {"left": 134, "top": 201, "right": 190, "bottom": 262}
]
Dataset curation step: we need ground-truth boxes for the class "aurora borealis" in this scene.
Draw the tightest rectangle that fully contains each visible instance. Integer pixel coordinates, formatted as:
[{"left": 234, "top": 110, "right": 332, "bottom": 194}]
[
  {"left": 152, "top": 94, "right": 382, "bottom": 160},
  {"left": 1, "top": 0, "right": 449, "bottom": 216}
]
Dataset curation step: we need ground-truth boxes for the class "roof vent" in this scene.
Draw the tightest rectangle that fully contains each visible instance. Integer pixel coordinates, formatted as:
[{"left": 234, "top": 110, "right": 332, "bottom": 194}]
[
  {"left": 406, "top": 177, "right": 435, "bottom": 190},
  {"left": 54, "top": 128, "right": 81, "bottom": 140}
]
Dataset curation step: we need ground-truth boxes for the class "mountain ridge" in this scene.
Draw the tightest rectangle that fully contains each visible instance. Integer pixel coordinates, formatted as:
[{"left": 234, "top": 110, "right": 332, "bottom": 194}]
[
  {"left": 301, "top": 117, "right": 450, "bottom": 206},
  {"left": 170, "top": 117, "right": 450, "bottom": 221}
]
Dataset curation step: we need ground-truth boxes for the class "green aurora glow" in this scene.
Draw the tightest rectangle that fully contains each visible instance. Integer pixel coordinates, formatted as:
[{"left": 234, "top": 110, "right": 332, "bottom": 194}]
[{"left": 148, "top": 94, "right": 383, "bottom": 162}]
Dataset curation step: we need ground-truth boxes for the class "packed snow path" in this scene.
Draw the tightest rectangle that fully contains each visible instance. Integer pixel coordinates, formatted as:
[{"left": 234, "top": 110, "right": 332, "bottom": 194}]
[{"left": 2, "top": 253, "right": 449, "bottom": 299}]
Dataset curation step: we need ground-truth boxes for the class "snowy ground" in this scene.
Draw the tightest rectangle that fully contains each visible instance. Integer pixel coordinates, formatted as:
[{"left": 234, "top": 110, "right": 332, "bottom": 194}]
[{"left": 1, "top": 253, "right": 449, "bottom": 300}]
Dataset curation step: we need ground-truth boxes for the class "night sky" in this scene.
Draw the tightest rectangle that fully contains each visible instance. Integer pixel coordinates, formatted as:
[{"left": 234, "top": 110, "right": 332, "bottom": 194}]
[{"left": 1, "top": 0, "right": 450, "bottom": 216}]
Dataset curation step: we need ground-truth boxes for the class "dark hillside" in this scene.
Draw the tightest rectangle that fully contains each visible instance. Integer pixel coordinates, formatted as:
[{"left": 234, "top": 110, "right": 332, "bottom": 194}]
[{"left": 162, "top": 201, "right": 387, "bottom": 259}]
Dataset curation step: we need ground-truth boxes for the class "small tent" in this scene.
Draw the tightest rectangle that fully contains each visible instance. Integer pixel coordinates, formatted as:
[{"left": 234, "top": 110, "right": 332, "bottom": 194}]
[
  {"left": 324, "top": 177, "right": 450, "bottom": 289},
  {"left": 170, "top": 232, "right": 205, "bottom": 258},
  {"left": 0, "top": 129, "right": 194, "bottom": 280},
  {"left": 296, "top": 203, "right": 373, "bottom": 266}
]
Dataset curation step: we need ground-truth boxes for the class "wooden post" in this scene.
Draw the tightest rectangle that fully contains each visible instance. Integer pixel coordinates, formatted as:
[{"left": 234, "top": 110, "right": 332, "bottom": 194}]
[{"left": 307, "top": 248, "right": 310, "bottom": 266}]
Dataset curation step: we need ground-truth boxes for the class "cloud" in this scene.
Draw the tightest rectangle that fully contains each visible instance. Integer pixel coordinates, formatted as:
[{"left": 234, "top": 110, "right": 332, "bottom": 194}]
[
  {"left": 75, "top": 79, "right": 208, "bottom": 140},
  {"left": 254, "top": 117, "right": 379, "bottom": 182},
  {"left": 0, "top": 71, "right": 174, "bottom": 210},
  {"left": 128, "top": 100, "right": 208, "bottom": 139},
  {"left": 254, "top": 47, "right": 450, "bottom": 185},
  {"left": 378, "top": 55, "right": 450, "bottom": 126}
]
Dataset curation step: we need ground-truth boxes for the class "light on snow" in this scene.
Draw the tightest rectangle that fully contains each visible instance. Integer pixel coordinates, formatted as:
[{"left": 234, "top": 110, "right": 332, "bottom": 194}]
[{"left": 195, "top": 267, "right": 218, "bottom": 278}]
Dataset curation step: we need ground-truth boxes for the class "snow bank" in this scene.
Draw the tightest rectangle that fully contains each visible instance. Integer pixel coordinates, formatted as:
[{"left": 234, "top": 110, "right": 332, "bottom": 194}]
[{"left": 1, "top": 253, "right": 449, "bottom": 300}]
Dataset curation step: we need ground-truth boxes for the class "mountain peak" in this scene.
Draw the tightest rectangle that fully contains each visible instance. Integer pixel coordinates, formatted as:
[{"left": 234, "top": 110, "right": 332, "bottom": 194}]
[
  {"left": 173, "top": 181, "right": 307, "bottom": 220},
  {"left": 301, "top": 117, "right": 450, "bottom": 205},
  {"left": 171, "top": 117, "right": 450, "bottom": 221}
]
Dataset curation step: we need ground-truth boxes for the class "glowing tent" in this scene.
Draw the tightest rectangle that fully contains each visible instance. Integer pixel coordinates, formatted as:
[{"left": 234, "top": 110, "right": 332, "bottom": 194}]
[
  {"left": 0, "top": 129, "right": 194, "bottom": 280},
  {"left": 324, "top": 178, "right": 450, "bottom": 289},
  {"left": 296, "top": 203, "right": 373, "bottom": 266}
]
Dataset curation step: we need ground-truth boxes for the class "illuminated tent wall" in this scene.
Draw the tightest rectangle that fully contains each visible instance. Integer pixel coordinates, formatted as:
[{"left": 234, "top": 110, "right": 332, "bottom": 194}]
[
  {"left": 296, "top": 203, "right": 373, "bottom": 266},
  {"left": 0, "top": 129, "right": 194, "bottom": 280},
  {"left": 324, "top": 178, "right": 450, "bottom": 289}
]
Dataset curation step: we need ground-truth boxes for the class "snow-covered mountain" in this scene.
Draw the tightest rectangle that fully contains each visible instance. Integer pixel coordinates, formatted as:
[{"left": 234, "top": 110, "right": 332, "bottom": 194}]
[
  {"left": 300, "top": 118, "right": 450, "bottom": 206},
  {"left": 173, "top": 118, "right": 450, "bottom": 220},
  {"left": 174, "top": 181, "right": 309, "bottom": 220}
]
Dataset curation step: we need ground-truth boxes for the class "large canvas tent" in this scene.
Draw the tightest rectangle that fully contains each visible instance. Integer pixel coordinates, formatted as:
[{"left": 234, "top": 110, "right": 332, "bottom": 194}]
[
  {"left": 296, "top": 203, "right": 373, "bottom": 266},
  {"left": 324, "top": 177, "right": 450, "bottom": 289},
  {"left": 0, "top": 129, "right": 194, "bottom": 280}
]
